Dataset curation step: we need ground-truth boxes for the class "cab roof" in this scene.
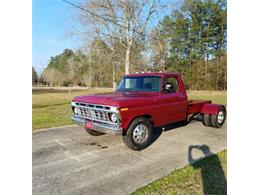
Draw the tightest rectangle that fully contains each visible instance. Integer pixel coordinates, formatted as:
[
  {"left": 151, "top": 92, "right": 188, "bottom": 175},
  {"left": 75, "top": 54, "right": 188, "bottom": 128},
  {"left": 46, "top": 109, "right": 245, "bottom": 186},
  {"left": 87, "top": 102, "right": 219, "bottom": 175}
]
[{"left": 125, "top": 72, "right": 180, "bottom": 77}]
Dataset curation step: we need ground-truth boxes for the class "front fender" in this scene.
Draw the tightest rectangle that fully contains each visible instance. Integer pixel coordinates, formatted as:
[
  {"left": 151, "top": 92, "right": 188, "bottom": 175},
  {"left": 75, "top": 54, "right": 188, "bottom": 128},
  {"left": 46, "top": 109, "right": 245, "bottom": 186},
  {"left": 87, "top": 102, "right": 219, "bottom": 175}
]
[{"left": 120, "top": 107, "right": 154, "bottom": 133}]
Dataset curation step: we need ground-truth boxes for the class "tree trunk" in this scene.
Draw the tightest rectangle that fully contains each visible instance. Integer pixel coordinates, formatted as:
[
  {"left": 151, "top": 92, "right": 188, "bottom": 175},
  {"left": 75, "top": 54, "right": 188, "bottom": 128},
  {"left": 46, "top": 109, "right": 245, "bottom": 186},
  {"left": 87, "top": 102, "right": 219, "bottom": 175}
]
[
  {"left": 88, "top": 55, "right": 92, "bottom": 87},
  {"left": 125, "top": 46, "right": 131, "bottom": 74},
  {"left": 204, "top": 53, "right": 208, "bottom": 89},
  {"left": 124, "top": 4, "right": 131, "bottom": 75},
  {"left": 112, "top": 62, "right": 117, "bottom": 91},
  {"left": 162, "top": 51, "right": 167, "bottom": 72}
]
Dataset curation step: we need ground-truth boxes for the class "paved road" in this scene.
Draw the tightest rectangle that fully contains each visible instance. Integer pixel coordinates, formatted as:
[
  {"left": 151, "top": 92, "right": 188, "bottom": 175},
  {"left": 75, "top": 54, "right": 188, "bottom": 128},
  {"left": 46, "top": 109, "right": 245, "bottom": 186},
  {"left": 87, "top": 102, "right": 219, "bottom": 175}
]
[{"left": 33, "top": 121, "right": 226, "bottom": 195}]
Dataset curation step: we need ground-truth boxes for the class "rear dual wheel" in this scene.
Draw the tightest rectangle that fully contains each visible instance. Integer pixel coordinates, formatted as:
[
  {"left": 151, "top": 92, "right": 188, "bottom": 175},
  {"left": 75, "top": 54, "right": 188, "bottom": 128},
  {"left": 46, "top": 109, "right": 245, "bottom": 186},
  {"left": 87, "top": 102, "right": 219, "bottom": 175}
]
[
  {"left": 203, "top": 113, "right": 211, "bottom": 127},
  {"left": 203, "top": 106, "right": 226, "bottom": 128},
  {"left": 211, "top": 107, "right": 226, "bottom": 128}
]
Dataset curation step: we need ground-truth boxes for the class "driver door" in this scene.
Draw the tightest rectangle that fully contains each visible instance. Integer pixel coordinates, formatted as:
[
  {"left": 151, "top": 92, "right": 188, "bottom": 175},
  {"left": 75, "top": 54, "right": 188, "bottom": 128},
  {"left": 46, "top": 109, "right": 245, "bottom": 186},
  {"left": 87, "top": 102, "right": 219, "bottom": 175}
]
[{"left": 157, "top": 76, "right": 187, "bottom": 125}]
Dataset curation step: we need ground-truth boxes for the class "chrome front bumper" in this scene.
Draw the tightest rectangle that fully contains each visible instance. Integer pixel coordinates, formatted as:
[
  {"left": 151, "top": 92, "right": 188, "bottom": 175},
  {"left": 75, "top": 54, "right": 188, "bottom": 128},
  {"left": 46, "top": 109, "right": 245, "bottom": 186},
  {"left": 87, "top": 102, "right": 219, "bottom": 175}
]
[{"left": 71, "top": 115, "right": 122, "bottom": 135}]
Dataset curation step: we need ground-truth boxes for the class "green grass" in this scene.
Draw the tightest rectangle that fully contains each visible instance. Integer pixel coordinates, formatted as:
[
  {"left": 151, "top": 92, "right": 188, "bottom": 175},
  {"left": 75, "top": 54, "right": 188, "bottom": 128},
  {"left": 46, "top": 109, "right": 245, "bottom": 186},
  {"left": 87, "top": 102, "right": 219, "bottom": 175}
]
[
  {"left": 187, "top": 90, "right": 226, "bottom": 105},
  {"left": 32, "top": 89, "right": 107, "bottom": 108},
  {"left": 32, "top": 89, "right": 112, "bottom": 130},
  {"left": 131, "top": 149, "right": 227, "bottom": 195},
  {"left": 32, "top": 104, "right": 73, "bottom": 130},
  {"left": 32, "top": 89, "right": 226, "bottom": 130}
]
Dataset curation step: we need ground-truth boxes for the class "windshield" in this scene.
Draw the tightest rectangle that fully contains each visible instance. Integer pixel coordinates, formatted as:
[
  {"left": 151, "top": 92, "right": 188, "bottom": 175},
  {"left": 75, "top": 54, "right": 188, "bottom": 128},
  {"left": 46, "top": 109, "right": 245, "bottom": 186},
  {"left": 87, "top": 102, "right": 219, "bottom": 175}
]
[{"left": 116, "top": 76, "right": 161, "bottom": 92}]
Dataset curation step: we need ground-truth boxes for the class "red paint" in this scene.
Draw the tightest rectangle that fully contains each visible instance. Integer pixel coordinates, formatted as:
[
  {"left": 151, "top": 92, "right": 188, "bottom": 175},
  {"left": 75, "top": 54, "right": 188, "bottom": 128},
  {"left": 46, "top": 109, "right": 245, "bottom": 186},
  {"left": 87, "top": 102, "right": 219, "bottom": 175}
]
[
  {"left": 73, "top": 72, "right": 225, "bottom": 132},
  {"left": 201, "top": 103, "right": 223, "bottom": 115},
  {"left": 188, "top": 100, "right": 212, "bottom": 114}
]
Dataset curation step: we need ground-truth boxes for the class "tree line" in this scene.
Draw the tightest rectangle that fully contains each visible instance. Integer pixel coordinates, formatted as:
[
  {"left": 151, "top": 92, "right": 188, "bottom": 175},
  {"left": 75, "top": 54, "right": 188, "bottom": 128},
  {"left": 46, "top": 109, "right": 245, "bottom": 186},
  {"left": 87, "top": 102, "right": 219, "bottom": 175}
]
[{"left": 33, "top": 0, "right": 226, "bottom": 90}]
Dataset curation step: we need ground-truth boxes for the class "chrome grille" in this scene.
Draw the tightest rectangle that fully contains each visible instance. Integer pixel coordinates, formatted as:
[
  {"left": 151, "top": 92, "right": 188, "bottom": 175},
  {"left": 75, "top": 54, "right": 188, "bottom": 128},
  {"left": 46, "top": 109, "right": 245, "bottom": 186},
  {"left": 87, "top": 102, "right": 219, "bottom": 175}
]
[
  {"left": 77, "top": 107, "right": 92, "bottom": 118},
  {"left": 92, "top": 109, "right": 109, "bottom": 121},
  {"left": 72, "top": 102, "right": 118, "bottom": 124}
]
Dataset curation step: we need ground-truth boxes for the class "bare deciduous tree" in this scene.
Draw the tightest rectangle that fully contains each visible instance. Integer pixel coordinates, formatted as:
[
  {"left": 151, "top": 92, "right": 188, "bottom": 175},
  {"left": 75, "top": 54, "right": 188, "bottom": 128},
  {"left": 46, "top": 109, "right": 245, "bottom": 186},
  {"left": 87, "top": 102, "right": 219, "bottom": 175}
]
[
  {"left": 77, "top": 0, "right": 162, "bottom": 89},
  {"left": 42, "top": 68, "right": 64, "bottom": 86},
  {"left": 150, "top": 28, "right": 168, "bottom": 71}
]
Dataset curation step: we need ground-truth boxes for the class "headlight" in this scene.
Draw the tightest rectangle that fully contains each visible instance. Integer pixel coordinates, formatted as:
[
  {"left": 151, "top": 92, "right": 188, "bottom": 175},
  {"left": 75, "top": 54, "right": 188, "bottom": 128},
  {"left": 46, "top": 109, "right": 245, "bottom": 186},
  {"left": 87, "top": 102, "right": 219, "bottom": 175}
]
[
  {"left": 74, "top": 107, "right": 81, "bottom": 115},
  {"left": 110, "top": 113, "right": 117, "bottom": 123}
]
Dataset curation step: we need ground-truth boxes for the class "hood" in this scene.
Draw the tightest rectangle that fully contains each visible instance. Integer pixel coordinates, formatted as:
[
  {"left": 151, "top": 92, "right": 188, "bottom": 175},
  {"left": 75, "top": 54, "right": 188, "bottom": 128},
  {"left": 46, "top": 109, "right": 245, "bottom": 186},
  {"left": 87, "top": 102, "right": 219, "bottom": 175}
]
[{"left": 72, "top": 91, "right": 159, "bottom": 107}]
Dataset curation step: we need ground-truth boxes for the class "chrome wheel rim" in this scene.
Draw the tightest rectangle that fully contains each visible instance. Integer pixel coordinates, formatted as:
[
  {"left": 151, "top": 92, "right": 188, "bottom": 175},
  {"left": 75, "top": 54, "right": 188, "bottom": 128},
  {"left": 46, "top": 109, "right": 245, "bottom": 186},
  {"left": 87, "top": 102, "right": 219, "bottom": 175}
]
[
  {"left": 133, "top": 124, "right": 148, "bottom": 144},
  {"left": 217, "top": 111, "right": 225, "bottom": 124}
]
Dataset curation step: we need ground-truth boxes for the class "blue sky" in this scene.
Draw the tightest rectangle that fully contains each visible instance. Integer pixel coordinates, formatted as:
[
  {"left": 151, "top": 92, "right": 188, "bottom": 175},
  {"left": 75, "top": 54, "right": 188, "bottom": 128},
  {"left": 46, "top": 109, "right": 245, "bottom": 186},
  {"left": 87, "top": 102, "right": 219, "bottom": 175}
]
[
  {"left": 33, "top": 0, "right": 82, "bottom": 74},
  {"left": 32, "top": 0, "right": 175, "bottom": 75}
]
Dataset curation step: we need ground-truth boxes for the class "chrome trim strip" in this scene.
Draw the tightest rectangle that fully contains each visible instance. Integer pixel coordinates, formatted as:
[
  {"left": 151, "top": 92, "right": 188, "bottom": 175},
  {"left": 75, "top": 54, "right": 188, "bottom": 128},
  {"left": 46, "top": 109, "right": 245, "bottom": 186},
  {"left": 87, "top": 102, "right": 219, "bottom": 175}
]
[
  {"left": 72, "top": 104, "right": 116, "bottom": 113},
  {"left": 71, "top": 115, "right": 122, "bottom": 135},
  {"left": 71, "top": 101, "right": 118, "bottom": 113}
]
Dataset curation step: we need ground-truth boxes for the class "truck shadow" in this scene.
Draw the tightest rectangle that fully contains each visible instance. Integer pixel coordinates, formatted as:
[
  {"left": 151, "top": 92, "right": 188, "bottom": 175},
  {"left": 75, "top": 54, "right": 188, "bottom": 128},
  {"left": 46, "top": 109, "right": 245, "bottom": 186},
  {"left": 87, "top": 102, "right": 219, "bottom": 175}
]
[
  {"left": 188, "top": 145, "right": 227, "bottom": 195},
  {"left": 148, "top": 121, "right": 189, "bottom": 147}
]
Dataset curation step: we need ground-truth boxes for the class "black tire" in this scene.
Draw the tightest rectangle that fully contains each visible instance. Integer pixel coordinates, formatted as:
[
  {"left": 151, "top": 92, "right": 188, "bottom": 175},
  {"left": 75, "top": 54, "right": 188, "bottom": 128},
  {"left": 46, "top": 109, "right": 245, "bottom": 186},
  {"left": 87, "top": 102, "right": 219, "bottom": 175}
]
[
  {"left": 211, "top": 106, "right": 226, "bottom": 128},
  {"left": 85, "top": 128, "right": 105, "bottom": 136},
  {"left": 123, "top": 117, "right": 153, "bottom": 150},
  {"left": 203, "top": 113, "right": 211, "bottom": 127}
]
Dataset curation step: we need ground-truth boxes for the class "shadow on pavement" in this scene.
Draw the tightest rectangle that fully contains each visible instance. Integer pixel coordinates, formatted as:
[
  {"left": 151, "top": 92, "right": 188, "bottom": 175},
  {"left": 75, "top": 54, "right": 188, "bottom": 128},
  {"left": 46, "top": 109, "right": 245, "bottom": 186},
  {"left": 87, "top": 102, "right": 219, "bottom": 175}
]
[
  {"left": 188, "top": 145, "right": 227, "bottom": 195},
  {"left": 147, "top": 120, "right": 189, "bottom": 148}
]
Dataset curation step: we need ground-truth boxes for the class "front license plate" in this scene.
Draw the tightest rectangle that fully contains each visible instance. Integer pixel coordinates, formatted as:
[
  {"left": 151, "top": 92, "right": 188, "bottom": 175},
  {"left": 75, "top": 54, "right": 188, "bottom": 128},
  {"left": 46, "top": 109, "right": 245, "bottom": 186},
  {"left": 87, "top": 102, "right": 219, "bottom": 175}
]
[{"left": 85, "top": 122, "right": 93, "bottom": 129}]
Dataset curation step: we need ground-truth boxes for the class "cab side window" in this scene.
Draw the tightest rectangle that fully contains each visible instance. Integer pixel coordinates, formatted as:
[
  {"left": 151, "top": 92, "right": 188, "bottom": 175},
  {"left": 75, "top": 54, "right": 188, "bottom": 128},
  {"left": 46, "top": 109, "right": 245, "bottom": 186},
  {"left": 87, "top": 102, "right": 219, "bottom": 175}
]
[{"left": 163, "top": 77, "right": 180, "bottom": 93}]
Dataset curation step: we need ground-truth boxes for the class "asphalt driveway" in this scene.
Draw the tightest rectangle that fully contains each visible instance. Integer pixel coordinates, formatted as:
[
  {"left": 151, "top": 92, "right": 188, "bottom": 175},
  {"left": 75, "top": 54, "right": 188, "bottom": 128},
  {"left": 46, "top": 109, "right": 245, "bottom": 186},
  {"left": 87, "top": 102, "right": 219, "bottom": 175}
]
[{"left": 32, "top": 121, "right": 226, "bottom": 195}]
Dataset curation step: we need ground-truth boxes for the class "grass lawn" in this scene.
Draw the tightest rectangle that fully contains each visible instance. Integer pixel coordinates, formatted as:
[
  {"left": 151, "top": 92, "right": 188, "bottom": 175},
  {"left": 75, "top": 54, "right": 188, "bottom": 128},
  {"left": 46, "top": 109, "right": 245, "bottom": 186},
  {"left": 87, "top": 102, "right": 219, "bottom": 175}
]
[
  {"left": 32, "top": 89, "right": 226, "bottom": 130},
  {"left": 131, "top": 149, "right": 227, "bottom": 195},
  {"left": 187, "top": 90, "right": 226, "bottom": 105},
  {"left": 32, "top": 89, "right": 112, "bottom": 130}
]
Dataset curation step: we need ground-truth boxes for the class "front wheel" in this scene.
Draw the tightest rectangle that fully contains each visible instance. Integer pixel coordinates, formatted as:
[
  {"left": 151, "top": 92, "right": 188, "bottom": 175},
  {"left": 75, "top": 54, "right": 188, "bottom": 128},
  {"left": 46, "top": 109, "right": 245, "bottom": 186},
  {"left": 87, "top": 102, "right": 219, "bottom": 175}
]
[{"left": 123, "top": 117, "right": 153, "bottom": 150}]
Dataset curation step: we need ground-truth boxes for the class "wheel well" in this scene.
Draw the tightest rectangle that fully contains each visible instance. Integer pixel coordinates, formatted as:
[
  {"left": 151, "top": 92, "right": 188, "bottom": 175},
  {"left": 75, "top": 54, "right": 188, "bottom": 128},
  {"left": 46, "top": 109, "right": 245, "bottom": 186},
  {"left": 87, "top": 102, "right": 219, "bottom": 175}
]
[
  {"left": 122, "top": 114, "right": 153, "bottom": 136},
  {"left": 141, "top": 115, "right": 153, "bottom": 124}
]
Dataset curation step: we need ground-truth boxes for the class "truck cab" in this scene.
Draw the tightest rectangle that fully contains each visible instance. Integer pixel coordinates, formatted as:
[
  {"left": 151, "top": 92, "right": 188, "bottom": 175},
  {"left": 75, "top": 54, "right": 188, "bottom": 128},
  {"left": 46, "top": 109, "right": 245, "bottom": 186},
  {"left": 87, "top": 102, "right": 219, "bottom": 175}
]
[{"left": 71, "top": 72, "right": 226, "bottom": 150}]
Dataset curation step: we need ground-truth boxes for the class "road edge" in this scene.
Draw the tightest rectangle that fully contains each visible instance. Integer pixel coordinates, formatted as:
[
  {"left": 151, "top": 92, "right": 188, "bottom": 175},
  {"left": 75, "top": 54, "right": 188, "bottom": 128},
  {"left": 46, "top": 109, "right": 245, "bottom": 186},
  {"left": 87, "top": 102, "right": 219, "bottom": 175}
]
[{"left": 32, "top": 124, "right": 77, "bottom": 133}]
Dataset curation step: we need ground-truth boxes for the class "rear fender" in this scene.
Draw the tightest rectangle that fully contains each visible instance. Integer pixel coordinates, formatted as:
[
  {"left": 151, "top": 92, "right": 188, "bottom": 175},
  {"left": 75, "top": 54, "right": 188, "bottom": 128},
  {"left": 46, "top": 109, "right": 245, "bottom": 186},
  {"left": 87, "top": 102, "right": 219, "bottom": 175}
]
[{"left": 201, "top": 104, "right": 224, "bottom": 115}]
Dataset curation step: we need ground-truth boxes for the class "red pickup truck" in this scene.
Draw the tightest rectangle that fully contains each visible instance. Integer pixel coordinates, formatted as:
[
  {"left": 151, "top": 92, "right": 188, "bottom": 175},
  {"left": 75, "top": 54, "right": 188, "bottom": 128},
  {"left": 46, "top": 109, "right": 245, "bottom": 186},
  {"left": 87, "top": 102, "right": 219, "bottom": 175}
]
[{"left": 71, "top": 72, "right": 226, "bottom": 150}]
